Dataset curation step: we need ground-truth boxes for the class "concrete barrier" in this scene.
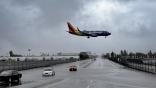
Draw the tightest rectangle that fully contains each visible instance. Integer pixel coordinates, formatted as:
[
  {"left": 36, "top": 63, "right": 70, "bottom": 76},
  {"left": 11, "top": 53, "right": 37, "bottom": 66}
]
[{"left": 0, "top": 59, "right": 76, "bottom": 72}]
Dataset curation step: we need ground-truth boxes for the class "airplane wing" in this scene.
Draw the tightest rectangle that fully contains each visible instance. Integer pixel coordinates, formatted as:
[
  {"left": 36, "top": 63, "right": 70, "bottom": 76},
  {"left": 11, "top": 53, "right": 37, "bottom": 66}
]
[{"left": 90, "top": 33, "right": 98, "bottom": 37}]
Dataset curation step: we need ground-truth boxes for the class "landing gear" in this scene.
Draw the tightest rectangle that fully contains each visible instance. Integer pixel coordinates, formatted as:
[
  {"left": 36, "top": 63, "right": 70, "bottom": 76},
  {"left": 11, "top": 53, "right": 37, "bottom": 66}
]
[{"left": 87, "top": 36, "right": 90, "bottom": 38}]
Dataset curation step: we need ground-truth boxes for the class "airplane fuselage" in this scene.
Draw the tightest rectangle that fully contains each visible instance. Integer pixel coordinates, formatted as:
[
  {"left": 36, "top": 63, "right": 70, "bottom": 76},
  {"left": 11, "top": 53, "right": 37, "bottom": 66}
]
[
  {"left": 81, "top": 30, "right": 111, "bottom": 37},
  {"left": 67, "top": 22, "right": 111, "bottom": 38}
]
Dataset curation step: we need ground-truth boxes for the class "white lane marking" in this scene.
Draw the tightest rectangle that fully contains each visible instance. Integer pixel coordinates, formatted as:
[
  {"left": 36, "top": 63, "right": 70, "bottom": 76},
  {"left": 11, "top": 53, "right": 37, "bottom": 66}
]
[{"left": 86, "top": 80, "right": 94, "bottom": 88}]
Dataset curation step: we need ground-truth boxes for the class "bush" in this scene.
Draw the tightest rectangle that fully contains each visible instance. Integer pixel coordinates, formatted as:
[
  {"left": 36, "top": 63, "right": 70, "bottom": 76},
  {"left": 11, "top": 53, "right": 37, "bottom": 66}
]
[{"left": 79, "top": 52, "right": 89, "bottom": 60}]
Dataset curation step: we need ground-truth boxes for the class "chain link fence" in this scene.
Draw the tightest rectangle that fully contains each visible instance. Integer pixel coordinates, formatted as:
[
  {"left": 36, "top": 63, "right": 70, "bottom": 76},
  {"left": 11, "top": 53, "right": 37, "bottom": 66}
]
[{"left": 108, "top": 57, "right": 156, "bottom": 74}]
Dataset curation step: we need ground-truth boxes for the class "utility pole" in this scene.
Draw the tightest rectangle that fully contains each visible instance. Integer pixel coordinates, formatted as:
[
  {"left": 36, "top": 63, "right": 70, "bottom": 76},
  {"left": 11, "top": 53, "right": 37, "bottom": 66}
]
[{"left": 28, "top": 48, "right": 31, "bottom": 56}]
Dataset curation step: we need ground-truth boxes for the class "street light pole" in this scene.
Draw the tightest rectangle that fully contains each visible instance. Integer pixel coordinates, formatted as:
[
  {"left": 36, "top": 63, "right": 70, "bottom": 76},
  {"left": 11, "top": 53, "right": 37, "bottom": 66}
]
[{"left": 28, "top": 49, "right": 31, "bottom": 56}]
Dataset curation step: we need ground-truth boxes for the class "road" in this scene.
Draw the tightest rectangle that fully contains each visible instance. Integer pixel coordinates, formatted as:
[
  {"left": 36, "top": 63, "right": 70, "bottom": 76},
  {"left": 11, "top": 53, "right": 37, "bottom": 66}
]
[{"left": 5, "top": 58, "right": 156, "bottom": 88}]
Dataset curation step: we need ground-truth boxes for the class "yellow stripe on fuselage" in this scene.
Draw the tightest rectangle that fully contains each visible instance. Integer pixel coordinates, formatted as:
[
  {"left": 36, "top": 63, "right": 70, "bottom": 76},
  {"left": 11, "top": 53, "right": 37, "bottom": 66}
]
[{"left": 74, "top": 29, "right": 81, "bottom": 35}]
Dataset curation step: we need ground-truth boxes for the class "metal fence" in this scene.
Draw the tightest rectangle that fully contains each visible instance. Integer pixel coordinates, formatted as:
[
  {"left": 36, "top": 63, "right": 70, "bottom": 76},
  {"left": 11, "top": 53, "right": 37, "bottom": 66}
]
[
  {"left": 127, "top": 59, "right": 156, "bottom": 74},
  {"left": 108, "top": 57, "right": 156, "bottom": 74},
  {"left": 0, "top": 59, "right": 76, "bottom": 72}
]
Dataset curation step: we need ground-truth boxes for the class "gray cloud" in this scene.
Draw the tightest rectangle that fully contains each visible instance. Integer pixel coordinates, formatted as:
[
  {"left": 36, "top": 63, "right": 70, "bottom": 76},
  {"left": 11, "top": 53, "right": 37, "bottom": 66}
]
[
  {"left": 73, "top": 0, "right": 156, "bottom": 53},
  {"left": 78, "top": 0, "right": 156, "bottom": 35},
  {"left": 0, "top": 0, "right": 82, "bottom": 55},
  {"left": 0, "top": 0, "right": 156, "bottom": 55}
]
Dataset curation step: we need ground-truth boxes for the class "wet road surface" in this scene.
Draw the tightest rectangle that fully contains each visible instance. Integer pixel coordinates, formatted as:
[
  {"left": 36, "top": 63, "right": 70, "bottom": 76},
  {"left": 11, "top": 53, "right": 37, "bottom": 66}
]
[{"left": 5, "top": 58, "right": 156, "bottom": 88}]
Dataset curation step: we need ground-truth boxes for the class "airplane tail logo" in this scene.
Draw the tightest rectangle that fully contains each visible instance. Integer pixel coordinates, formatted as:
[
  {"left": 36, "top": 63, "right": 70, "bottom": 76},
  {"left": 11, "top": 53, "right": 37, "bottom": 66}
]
[{"left": 67, "top": 22, "right": 81, "bottom": 35}]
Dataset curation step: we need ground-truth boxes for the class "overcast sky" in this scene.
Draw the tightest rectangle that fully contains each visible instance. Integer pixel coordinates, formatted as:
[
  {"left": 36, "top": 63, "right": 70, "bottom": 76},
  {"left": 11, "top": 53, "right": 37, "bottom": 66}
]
[{"left": 0, "top": 0, "right": 156, "bottom": 55}]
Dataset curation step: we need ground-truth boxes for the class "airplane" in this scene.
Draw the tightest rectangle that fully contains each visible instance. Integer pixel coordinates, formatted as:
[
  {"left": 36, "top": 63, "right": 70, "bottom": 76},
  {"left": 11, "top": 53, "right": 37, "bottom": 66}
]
[{"left": 67, "top": 22, "right": 111, "bottom": 38}]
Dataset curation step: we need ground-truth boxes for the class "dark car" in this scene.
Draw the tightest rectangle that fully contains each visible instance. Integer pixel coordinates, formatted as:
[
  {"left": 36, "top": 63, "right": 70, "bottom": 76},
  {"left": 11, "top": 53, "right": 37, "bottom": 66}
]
[
  {"left": 69, "top": 65, "right": 77, "bottom": 71},
  {"left": 0, "top": 70, "right": 22, "bottom": 85}
]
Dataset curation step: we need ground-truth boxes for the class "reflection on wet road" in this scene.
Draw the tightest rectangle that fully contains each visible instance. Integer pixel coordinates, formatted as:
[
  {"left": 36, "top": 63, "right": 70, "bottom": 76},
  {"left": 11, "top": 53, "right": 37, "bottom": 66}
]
[{"left": 7, "top": 58, "right": 156, "bottom": 88}]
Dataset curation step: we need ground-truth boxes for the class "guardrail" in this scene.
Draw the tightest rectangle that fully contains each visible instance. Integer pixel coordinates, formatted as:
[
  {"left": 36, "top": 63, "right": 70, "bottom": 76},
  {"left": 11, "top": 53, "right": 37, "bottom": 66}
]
[{"left": 0, "top": 59, "right": 77, "bottom": 72}]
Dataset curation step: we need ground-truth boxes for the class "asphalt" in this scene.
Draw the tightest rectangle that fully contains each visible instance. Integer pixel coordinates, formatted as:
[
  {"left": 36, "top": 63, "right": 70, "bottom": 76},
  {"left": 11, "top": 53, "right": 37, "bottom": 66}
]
[{"left": 2, "top": 58, "right": 156, "bottom": 88}]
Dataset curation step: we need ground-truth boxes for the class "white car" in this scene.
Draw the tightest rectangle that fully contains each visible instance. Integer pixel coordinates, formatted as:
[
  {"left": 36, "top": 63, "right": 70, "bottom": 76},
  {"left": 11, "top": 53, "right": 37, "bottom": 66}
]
[{"left": 42, "top": 68, "right": 55, "bottom": 77}]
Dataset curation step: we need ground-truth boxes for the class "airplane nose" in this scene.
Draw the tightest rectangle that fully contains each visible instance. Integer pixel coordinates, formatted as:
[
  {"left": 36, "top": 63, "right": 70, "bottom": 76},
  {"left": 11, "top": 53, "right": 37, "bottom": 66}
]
[{"left": 108, "top": 32, "right": 111, "bottom": 35}]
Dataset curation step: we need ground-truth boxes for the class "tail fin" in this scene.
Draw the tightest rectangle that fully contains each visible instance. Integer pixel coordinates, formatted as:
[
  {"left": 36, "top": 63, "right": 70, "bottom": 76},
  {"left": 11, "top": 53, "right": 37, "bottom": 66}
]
[
  {"left": 67, "top": 22, "right": 81, "bottom": 35},
  {"left": 67, "top": 22, "right": 76, "bottom": 33}
]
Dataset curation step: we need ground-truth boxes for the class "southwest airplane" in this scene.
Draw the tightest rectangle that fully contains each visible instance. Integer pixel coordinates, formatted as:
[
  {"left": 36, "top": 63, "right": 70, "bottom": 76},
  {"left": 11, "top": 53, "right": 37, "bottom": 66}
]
[{"left": 67, "top": 22, "right": 111, "bottom": 38}]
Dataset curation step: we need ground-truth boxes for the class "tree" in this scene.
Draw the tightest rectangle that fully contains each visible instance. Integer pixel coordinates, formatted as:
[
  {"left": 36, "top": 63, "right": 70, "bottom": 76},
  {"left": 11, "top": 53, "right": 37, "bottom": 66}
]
[
  {"left": 79, "top": 52, "right": 89, "bottom": 60},
  {"left": 120, "top": 50, "right": 124, "bottom": 56},
  {"left": 148, "top": 50, "right": 152, "bottom": 58},
  {"left": 9, "top": 50, "right": 14, "bottom": 57},
  {"left": 123, "top": 50, "right": 128, "bottom": 56},
  {"left": 103, "top": 53, "right": 110, "bottom": 58},
  {"left": 111, "top": 52, "right": 115, "bottom": 58},
  {"left": 129, "top": 52, "right": 135, "bottom": 58},
  {"left": 50, "top": 57, "right": 54, "bottom": 61},
  {"left": 43, "top": 57, "right": 46, "bottom": 61},
  {"left": 17, "top": 58, "right": 20, "bottom": 61}
]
